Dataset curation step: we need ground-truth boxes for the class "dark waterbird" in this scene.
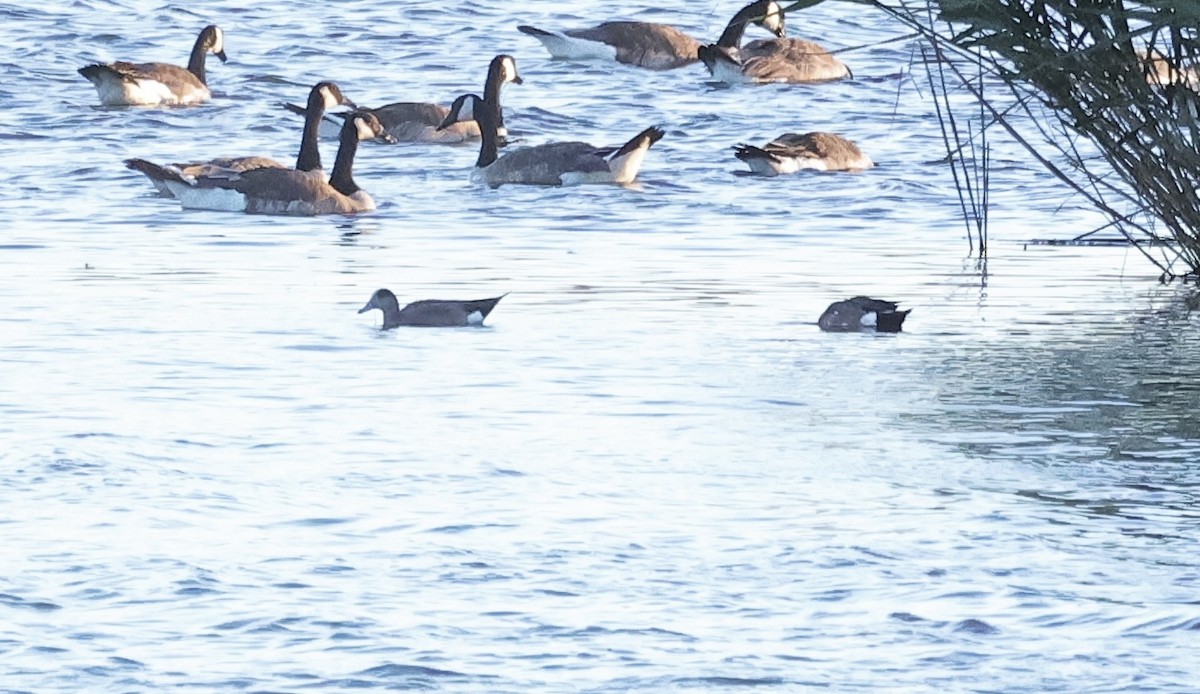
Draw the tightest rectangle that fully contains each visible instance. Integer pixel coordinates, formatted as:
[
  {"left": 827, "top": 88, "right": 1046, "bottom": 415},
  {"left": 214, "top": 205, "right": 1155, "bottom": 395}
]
[
  {"left": 358, "top": 289, "right": 506, "bottom": 328},
  {"left": 818, "top": 297, "right": 910, "bottom": 332}
]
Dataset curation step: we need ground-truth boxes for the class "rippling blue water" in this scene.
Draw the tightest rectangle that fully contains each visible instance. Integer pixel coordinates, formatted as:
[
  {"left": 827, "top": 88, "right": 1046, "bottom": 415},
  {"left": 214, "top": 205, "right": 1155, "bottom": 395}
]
[{"left": 2, "top": 0, "right": 1199, "bottom": 691}]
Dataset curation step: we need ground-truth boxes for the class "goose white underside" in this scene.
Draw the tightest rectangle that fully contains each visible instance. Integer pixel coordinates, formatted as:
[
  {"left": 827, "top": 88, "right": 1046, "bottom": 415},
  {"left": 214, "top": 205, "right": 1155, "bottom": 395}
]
[
  {"left": 747, "top": 156, "right": 829, "bottom": 175},
  {"left": 708, "top": 58, "right": 757, "bottom": 85},
  {"left": 860, "top": 311, "right": 878, "bottom": 328},
  {"left": 162, "top": 181, "right": 248, "bottom": 211},
  {"left": 750, "top": 153, "right": 875, "bottom": 175},
  {"left": 91, "top": 74, "right": 208, "bottom": 106},
  {"left": 530, "top": 32, "right": 619, "bottom": 62},
  {"left": 465, "top": 310, "right": 484, "bottom": 325},
  {"left": 558, "top": 151, "right": 649, "bottom": 185}
]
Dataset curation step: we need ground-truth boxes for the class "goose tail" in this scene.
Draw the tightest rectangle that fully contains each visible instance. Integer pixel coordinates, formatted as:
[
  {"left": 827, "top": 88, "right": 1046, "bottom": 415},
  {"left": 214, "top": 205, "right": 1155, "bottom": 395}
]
[
  {"left": 697, "top": 44, "right": 739, "bottom": 70},
  {"left": 517, "top": 24, "right": 553, "bottom": 37},
  {"left": 280, "top": 101, "right": 308, "bottom": 117},
  {"left": 125, "top": 158, "right": 189, "bottom": 185},
  {"left": 733, "top": 143, "right": 775, "bottom": 162},
  {"left": 602, "top": 127, "right": 664, "bottom": 183},
  {"left": 78, "top": 63, "right": 124, "bottom": 84},
  {"left": 612, "top": 126, "right": 665, "bottom": 159}
]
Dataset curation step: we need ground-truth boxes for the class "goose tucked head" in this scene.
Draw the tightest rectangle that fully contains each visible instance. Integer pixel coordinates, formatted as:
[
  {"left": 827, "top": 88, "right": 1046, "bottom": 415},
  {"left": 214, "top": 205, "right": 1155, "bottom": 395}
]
[
  {"left": 202, "top": 25, "right": 228, "bottom": 62},
  {"left": 436, "top": 93, "right": 485, "bottom": 130},
  {"left": 311, "top": 81, "right": 356, "bottom": 111},
  {"left": 358, "top": 288, "right": 399, "bottom": 315}
]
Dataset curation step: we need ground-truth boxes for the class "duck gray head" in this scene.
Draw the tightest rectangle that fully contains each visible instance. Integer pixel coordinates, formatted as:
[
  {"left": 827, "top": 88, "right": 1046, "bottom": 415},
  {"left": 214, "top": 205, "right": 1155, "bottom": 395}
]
[{"left": 359, "top": 288, "right": 399, "bottom": 316}]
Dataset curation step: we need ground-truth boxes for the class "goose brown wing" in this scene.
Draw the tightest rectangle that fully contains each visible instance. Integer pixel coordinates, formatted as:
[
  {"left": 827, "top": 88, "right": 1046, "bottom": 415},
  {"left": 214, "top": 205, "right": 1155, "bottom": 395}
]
[
  {"left": 113, "top": 61, "right": 206, "bottom": 91},
  {"left": 203, "top": 167, "right": 331, "bottom": 202},
  {"left": 569, "top": 22, "right": 701, "bottom": 68},
  {"left": 738, "top": 38, "right": 850, "bottom": 82}
]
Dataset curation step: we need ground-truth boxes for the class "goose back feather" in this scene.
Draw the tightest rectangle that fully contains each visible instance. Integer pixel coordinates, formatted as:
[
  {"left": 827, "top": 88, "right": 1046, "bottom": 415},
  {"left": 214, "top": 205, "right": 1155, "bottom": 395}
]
[{"left": 734, "top": 131, "right": 873, "bottom": 174}]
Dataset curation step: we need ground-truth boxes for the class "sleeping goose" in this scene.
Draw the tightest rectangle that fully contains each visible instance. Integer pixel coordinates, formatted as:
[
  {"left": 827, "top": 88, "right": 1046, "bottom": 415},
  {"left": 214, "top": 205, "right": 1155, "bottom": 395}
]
[
  {"left": 517, "top": 0, "right": 784, "bottom": 70},
  {"left": 126, "top": 81, "right": 356, "bottom": 195},
  {"left": 79, "top": 25, "right": 227, "bottom": 106},
  {"left": 281, "top": 55, "right": 523, "bottom": 144},
  {"left": 437, "top": 93, "right": 664, "bottom": 187},
  {"left": 697, "top": 12, "right": 850, "bottom": 84},
  {"left": 734, "top": 132, "right": 873, "bottom": 174},
  {"left": 358, "top": 288, "right": 506, "bottom": 328},
  {"left": 126, "top": 111, "right": 392, "bottom": 215},
  {"left": 818, "top": 297, "right": 910, "bottom": 332}
]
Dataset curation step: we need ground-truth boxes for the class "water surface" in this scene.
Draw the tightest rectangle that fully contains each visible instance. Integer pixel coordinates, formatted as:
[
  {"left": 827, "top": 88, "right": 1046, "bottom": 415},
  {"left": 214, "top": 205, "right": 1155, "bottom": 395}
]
[{"left": 1, "top": 0, "right": 1199, "bottom": 691}]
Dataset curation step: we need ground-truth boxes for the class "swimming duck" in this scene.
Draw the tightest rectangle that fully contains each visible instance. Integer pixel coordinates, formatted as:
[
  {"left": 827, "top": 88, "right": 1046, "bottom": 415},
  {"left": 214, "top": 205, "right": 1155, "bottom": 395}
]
[
  {"left": 734, "top": 131, "right": 873, "bottom": 174},
  {"left": 358, "top": 289, "right": 506, "bottom": 328},
  {"left": 281, "top": 55, "right": 522, "bottom": 144},
  {"left": 126, "top": 111, "right": 392, "bottom": 215},
  {"left": 818, "top": 297, "right": 910, "bottom": 332},
  {"left": 126, "top": 81, "right": 355, "bottom": 196},
  {"left": 517, "top": 0, "right": 784, "bottom": 70},
  {"left": 79, "top": 24, "right": 227, "bottom": 106},
  {"left": 437, "top": 93, "right": 663, "bottom": 187}
]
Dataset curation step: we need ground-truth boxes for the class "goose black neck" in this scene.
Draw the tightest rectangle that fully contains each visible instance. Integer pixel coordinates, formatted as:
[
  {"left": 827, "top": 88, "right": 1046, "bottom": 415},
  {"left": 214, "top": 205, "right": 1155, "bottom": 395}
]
[
  {"left": 187, "top": 32, "right": 210, "bottom": 84},
  {"left": 330, "top": 122, "right": 362, "bottom": 196},
  {"left": 473, "top": 103, "right": 500, "bottom": 168},
  {"left": 295, "top": 91, "right": 327, "bottom": 172},
  {"left": 483, "top": 64, "right": 507, "bottom": 130},
  {"left": 716, "top": 4, "right": 764, "bottom": 48}
]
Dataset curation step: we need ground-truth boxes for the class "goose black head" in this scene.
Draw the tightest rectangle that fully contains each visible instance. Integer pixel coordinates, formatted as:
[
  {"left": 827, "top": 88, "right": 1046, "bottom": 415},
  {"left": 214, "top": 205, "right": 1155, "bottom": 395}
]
[
  {"left": 341, "top": 110, "right": 395, "bottom": 143},
  {"left": 759, "top": 0, "right": 786, "bottom": 38},
  {"left": 310, "top": 81, "right": 356, "bottom": 111},
  {"left": 489, "top": 54, "right": 523, "bottom": 86},
  {"left": 202, "top": 25, "right": 228, "bottom": 62}
]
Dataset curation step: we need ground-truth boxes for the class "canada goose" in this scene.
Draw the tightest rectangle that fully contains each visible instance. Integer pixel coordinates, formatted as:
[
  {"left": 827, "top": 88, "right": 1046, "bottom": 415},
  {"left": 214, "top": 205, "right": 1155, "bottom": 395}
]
[
  {"left": 734, "top": 132, "right": 873, "bottom": 174},
  {"left": 437, "top": 93, "right": 663, "bottom": 187},
  {"left": 126, "top": 111, "right": 392, "bottom": 215},
  {"left": 78, "top": 25, "right": 227, "bottom": 106},
  {"left": 281, "top": 55, "right": 523, "bottom": 144},
  {"left": 1138, "top": 48, "right": 1200, "bottom": 89},
  {"left": 697, "top": 11, "right": 850, "bottom": 84},
  {"left": 126, "top": 82, "right": 355, "bottom": 196},
  {"left": 358, "top": 288, "right": 506, "bottom": 328},
  {"left": 517, "top": 0, "right": 785, "bottom": 70},
  {"left": 818, "top": 297, "right": 910, "bottom": 332}
]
